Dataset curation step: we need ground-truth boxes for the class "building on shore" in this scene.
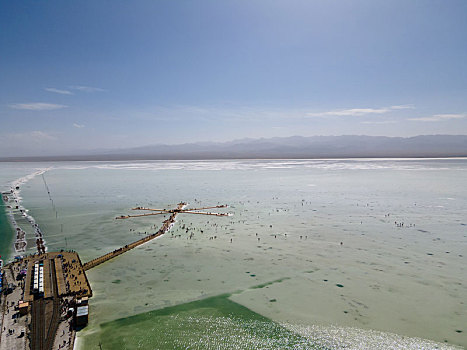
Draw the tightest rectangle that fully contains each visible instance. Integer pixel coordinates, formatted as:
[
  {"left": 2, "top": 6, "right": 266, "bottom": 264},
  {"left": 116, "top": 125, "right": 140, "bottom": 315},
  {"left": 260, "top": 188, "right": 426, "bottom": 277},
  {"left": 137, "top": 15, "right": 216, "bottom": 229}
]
[{"left": 0, "top": 251, "right": 92, "bottom": 350}]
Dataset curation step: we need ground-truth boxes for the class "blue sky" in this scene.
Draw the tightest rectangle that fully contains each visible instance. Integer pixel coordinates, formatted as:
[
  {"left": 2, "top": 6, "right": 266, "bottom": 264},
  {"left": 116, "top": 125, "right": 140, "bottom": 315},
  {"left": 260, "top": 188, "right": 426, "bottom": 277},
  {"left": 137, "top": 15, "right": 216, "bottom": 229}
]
[{"left": 1, "top": 0, "right": 467, "bottom": 156}]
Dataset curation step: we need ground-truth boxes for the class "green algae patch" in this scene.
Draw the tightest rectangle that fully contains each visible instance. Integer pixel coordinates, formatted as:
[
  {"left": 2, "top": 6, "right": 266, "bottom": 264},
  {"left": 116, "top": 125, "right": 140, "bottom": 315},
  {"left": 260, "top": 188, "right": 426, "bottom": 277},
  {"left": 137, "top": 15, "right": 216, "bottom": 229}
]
[{"left": 81, "top": 294, "right": 325, "bottom": 350}]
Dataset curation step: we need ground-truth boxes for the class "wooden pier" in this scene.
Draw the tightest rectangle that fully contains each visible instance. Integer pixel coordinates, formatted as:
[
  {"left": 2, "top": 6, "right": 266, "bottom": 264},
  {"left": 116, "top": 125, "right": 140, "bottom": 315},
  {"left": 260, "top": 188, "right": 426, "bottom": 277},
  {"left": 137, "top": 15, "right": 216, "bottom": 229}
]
[
  {"left": 82, "top": 202, "right": 186, "bottom": 271},
  {"left": 83, "top": 202, "right": 229, "bottom": 271}
]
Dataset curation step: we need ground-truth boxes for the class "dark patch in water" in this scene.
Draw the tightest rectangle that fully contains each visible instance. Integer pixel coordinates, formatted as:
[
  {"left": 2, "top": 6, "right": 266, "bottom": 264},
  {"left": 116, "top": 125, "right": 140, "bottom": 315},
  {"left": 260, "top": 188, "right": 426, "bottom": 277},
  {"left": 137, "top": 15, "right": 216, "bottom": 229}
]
[
  {"left": 269, "top": 299, "right": 277, "bottom": 302},
  {"left": 455, "top": 329, "right": 463, "bottom": 333},
  {"left": 112, "top": 279, "right": 121, "bottom": 284},
  {"left": 250, "top": 274, "right": 256, "bottom": 277},
  {"left": 336, "top": 284, "right": 344, "bottom": 288},
  {"left": 251, "top": 277, "right": 290, "bottom": 289}
]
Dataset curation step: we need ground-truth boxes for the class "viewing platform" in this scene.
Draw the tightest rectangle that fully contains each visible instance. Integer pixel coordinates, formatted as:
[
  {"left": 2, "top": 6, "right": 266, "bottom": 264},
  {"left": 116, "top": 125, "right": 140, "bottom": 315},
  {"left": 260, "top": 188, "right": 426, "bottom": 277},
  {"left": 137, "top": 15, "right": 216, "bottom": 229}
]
[{"left": 23, "top": 251, "right": 92, "bottom": 303}]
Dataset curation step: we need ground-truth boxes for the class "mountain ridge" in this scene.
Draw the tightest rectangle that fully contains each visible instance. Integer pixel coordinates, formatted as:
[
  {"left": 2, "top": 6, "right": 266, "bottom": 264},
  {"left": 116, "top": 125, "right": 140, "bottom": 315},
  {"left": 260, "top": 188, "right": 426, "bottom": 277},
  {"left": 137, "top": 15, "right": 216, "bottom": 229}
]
[{"left": 2, "top": 135, "right": 467, "bottom": 161}]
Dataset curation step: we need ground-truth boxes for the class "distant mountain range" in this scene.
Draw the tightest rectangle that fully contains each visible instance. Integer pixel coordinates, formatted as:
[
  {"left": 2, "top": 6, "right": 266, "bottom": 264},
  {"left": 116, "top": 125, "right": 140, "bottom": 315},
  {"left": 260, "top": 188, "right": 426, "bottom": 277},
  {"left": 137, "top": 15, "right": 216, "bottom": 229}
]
[{"left": 2, "top": 135, "right": 467, "bottom": 161}]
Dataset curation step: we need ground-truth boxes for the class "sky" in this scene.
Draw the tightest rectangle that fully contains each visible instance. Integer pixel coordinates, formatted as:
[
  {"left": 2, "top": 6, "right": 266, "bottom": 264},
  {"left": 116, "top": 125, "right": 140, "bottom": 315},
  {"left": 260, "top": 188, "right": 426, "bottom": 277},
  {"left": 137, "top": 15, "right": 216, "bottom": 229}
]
[{"left": 1, "top": 0, "right": 467, "bottom": 156}]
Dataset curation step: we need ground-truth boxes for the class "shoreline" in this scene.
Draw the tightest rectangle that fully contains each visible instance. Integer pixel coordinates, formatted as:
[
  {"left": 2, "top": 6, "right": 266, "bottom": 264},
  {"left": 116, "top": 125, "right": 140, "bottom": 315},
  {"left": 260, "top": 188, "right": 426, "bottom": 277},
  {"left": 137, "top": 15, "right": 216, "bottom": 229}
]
[
  {"left": 1, "top": 251, "right": 91, "bottom": 350},
  {"left": 0, "top": 199, "right": 15, "bottom": 262},
  {"left": 1, "top": 169, "right": 49, "bottom": 260}
]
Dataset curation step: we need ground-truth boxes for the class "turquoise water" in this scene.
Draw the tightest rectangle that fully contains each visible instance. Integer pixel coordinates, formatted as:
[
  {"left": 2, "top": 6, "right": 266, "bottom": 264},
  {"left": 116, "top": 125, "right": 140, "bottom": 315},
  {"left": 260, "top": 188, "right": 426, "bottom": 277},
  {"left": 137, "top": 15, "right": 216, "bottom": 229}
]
[
  {"left": 0, "top": 202, "right": 15, "bottom": 261},
  {"left": 0, "top": 159, "right": 466, "bottom": 349},
  {"left": 0, "top": 162, "right": 53, "bottom": 261}
]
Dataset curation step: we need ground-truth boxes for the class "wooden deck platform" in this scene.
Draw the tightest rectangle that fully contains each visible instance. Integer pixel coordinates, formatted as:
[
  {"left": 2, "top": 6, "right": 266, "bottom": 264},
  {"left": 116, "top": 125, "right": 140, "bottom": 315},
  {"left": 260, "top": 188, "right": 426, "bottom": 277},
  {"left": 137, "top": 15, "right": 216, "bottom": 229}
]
[
  {"left": 22, "top": 252, "right": 92, "bottom": 302},
  {"left": 54, "top": 258, "right": 66, "bottom": 296}
]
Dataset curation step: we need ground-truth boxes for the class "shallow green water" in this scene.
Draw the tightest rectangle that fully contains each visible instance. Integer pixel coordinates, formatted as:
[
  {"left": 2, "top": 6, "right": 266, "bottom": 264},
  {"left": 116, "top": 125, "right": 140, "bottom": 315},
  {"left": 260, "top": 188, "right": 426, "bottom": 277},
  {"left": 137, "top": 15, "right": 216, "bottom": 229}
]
[
  {"left": 80, "top": 293, "right": 324, "bottom": 350},
  {"left": 0, "top": 202, "right": 14, "bottom": 261},
  {"left": 0, "top": 162, "right": 52, "bottom": 262}
]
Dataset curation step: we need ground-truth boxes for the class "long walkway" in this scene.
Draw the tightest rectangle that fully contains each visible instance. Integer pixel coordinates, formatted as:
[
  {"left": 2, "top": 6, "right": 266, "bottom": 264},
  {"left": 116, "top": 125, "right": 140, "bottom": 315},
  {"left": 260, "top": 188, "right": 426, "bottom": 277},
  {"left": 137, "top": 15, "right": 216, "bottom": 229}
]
[
  {"left": 44, "top": 261, "right": 60, "bottom": 350},
  {"left": 30, "top": 258, "right": 61, "bottom": 350},
  {"left": 31, "top": 298, "right": 45, "bottom": 350},
  {"left": 83, "top": 203, "right": 185, "bottom": 271}
]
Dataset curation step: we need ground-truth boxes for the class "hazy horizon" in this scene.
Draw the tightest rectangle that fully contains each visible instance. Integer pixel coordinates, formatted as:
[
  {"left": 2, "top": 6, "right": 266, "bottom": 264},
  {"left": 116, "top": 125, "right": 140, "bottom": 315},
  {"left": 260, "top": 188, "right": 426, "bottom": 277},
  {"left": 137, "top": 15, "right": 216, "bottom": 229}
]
[{"left": 1, "top": 134, "right": 466, "bottom": 160}]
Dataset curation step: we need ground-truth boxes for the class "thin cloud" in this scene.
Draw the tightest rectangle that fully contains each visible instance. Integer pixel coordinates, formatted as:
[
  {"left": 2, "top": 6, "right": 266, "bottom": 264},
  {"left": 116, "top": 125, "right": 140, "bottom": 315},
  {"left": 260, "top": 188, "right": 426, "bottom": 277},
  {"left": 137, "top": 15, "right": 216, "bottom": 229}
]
[
  {"left": 5, "top": 130, "right": 56, "bottom": 142},
  {"left": 70, "top": 85, "right": 106, "bottom": 93},
  {"left": 307, "top": 105, "right": 413, "bottom": 117},
  {"left": 73, "top": 123, "right": 85, "bottom": 128},
  {"left": 9, "top": 102, "right": 67, "bottom": 110},
  {"left": 408, "top": 114, "right": 466, "bottom": 122},
  {"left": 29, "top": 130, "right": 56, "bottom": 141},
  {"left": 390, "top": 104, "right": 414, "bottom": 110},
  {"left": 45, "top": 87, "right": 73, "bottom": 95},
  {"left": 361, "top": 120, "right": 397, "bottom": 125},
  {"left": 134, "top": 105, "right": 304, "bottom": 123},
  {"left": 308, "top": 108, "right": 389, "bottom": 117}
]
